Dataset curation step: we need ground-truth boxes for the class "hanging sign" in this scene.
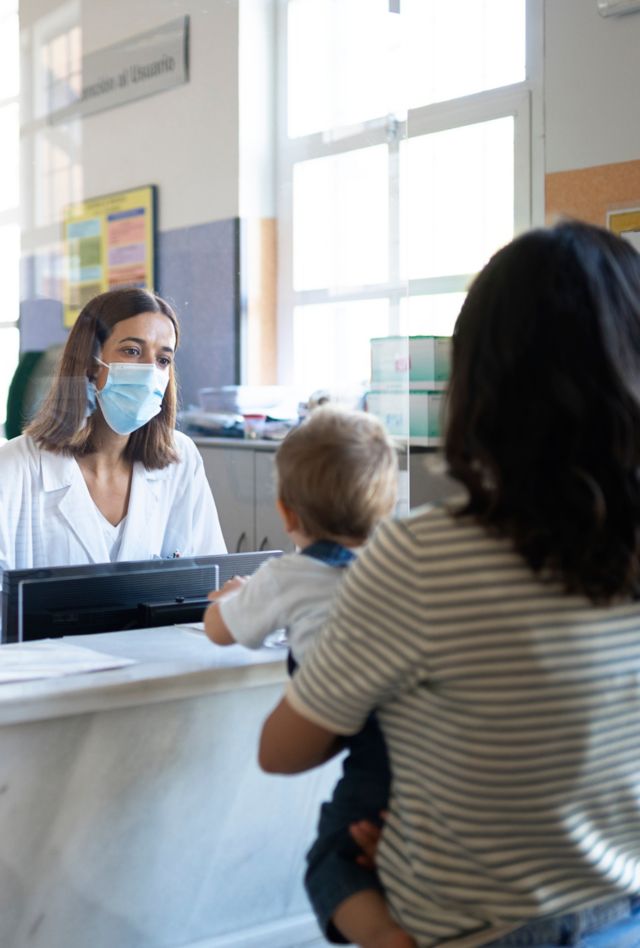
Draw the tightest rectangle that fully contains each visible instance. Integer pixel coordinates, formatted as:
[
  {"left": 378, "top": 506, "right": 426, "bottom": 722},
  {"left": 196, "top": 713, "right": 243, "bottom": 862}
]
[{"left": 51, "top": 17, "right": 189, "bottom": 123}]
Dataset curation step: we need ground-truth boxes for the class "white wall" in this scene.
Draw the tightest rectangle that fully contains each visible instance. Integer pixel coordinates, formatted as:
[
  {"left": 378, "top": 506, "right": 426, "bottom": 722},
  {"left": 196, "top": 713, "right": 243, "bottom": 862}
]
[
  {"left": 544, "top": 0, "right": 640, "bottom": 173},
  {"left": 83, "top": 1, "right": 239, "bottom": 231},
  {"left": 20, "top": 0, "right": 240, "bottom": 236}
]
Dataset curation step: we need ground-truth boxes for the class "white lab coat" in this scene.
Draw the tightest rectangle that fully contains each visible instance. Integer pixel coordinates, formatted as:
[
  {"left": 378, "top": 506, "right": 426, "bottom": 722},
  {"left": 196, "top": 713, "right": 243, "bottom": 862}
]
[{"left": 0, "top": 431, "right": 226, "bottom": 585}]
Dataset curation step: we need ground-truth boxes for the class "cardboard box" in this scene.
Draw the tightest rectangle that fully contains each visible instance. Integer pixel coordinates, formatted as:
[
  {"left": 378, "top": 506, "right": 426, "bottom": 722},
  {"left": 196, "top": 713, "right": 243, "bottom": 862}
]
[
  {"left": 370, "top": 335, "right": 451, "bottom": 389},
  {"left": 366, "top": 389, "right": 444, "bottom": 445}
]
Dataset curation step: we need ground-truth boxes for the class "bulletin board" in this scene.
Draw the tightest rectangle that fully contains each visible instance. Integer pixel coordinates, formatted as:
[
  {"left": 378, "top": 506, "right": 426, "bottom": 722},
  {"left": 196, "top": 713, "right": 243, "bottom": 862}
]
[
  {"left": 608, "top": 206, "right": 640, "bottom": 254},
  {"left": 545, "top": 159, "right": 640, "bottom": 229},
  {"left": 63, "top": 184, "right": 157, "bottom": 327}
]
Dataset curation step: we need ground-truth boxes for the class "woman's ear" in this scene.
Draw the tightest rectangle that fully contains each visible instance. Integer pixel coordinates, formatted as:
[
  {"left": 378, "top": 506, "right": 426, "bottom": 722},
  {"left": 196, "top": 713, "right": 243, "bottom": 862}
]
[{"left": 276, "top": 498, "right": 301, "bottom": 535}]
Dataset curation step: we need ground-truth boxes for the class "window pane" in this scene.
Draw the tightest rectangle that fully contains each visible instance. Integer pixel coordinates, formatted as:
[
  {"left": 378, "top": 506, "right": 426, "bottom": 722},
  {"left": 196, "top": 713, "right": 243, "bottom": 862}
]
[
  {"left": 400, "top": 293, "right": 466, "bottom": 337},
  {"left": 288, "top": 0, "right": 402, "bottom": 137},
  {"left": 292, "top": 300, "right": 389, "bottom": 392},
  {"left": 294, "top": 146, "right": 388, "bottom": 290},
  {"left": 50, "top": 34, "right": 69, "bottom": 84},
  {"left": 69, "top": 26, "right": 81, "bottom": 74},
  {"left": 0, "top": 103, "right": 18, "bottom": 213},
  {"left": 0, "top": 12, "right": 19, "bottom": 99},
  {"left": 34, "top": 243, "right": 63, "bottom": 299},
  {"left": 0, "top": 224, "right": 20, "bottom": 319},
  {"left": 401, "top": 116, "right": 514, "bottom": 279},
  {"left": 405, "top": 0, "right": 526, "bottom": 109},
  {"left": 0, "top": 326, "right": 20, "bottom": 429}
]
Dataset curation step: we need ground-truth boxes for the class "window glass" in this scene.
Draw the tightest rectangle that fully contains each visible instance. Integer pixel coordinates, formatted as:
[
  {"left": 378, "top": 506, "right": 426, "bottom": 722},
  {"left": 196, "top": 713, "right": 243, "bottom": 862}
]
[
  {"left": 400, "top": 292, "right": 466, "bottom": 337},
  {"left": 292, "top": 299, "right": 389, "bottom": 392},
  {"left": 287, "top": 0, "right": 525, "bottom": 137},
  {"left": 287, "top": 0, "right": 401, "bottom": 137},
  {"left": 35, "top": 125, "right": 83, "bottom": 228},
  {"left": 0, "top": 224, "right": 20, "bottom": 313},
  {"left": 405, "top": 0, "right": 526, "bottom": 109},
  {"left": 401, "top": 116, "right": 514, "bottom": 279},
  {"left": 68, "top": 26, "right": 82, "bottom": 98},
  {"left": 293, "top": 145, "right": 389, "bottom": 290},
  {"left": 0, "top": 326, "right": 20, "bottom": 428},
  {"left": 0, "top": 12, "right": 19, "bottom": 100},
  {"left": 0, "top": 104, "right": 19, "bottom": 213}
]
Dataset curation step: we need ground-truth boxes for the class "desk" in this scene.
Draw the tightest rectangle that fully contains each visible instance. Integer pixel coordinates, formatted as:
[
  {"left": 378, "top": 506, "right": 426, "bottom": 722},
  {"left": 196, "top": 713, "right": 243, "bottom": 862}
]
[{"left": 0, "top": 627, "right": 338, "bottom": 948}]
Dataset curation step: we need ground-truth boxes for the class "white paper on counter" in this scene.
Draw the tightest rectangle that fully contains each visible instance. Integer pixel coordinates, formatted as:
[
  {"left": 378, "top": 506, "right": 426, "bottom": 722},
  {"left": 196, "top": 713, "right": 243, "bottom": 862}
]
[{"left": 0, "top": 640, "right": 136, "bottom": 683}]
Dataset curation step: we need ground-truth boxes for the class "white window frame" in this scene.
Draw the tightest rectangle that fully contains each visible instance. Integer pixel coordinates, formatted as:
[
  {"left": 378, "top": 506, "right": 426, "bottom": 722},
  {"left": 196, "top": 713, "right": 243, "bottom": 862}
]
[{"left": 275, "top": 0, "right": 544, "bottom": 384}]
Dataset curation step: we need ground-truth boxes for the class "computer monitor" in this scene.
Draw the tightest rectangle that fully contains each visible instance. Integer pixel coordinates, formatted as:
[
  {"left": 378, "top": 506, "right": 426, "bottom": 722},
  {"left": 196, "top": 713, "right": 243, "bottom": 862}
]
[{"left": 1, "top": 550, "right": 282, "bottom": 644}]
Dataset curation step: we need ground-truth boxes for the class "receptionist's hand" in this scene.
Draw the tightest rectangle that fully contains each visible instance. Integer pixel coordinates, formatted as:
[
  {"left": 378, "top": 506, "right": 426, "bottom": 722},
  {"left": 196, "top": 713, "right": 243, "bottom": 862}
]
[{"left": 207, "top": 575, "right": 249, "bottom": 602}]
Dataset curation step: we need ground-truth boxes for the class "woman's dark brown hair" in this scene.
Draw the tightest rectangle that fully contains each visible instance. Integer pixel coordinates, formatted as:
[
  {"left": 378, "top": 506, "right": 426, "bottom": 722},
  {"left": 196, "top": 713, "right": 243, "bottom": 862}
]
[
  {"left": 445, "top": 220, "right": 640, "bottom": 603},
  {"left": 26, "top": 287, "right": 180, "bottom": 468}
]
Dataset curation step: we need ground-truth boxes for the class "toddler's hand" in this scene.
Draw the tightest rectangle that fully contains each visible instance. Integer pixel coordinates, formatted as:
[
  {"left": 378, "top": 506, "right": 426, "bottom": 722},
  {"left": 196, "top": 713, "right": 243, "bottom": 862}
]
[
  {"left": 349, "top": 812, "right": 388, "bottom": 869},
  {"left": 207, "top": 575, "right": 249, "bottom": 601}
]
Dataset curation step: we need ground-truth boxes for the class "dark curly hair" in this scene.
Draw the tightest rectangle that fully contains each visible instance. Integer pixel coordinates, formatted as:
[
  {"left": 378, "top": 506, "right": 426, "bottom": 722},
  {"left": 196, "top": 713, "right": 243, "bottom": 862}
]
[{"left": 445, "top": 220, "right": 640, "bottom": 603}]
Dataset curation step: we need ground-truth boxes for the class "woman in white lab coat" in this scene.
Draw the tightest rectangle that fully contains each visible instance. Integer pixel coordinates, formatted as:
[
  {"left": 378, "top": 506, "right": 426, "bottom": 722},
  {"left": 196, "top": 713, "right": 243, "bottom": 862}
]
[{"left": 0, "top": 287, "right": 226, "bottom": 582}]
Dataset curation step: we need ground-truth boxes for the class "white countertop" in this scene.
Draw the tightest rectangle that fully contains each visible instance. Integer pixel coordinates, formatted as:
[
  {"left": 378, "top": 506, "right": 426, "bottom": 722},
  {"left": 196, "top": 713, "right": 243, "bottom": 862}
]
[{"left": 0, "top": 625, "right": 287, "bottom": 726}]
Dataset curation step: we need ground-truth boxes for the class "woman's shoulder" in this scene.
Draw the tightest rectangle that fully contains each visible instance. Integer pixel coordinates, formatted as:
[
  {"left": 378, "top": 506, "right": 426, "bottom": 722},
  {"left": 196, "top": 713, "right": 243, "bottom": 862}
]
[
  {"left": 375, "top": 503, "right": 457, "bottom": 540},
  {"left": 148, "top": 430, "right": 201, "bottom": 478},
  {"left": 0, "top": 436, "right": 44, "bottom": 498},
  {"left": 172, "top": 429, "right": 200, "bottom": 465},
  {"left": 371, "top": 502, "right": 497, "bottom": 560},
  {"left": 0, "top": 434, "right": 41, "bottom": 467}
]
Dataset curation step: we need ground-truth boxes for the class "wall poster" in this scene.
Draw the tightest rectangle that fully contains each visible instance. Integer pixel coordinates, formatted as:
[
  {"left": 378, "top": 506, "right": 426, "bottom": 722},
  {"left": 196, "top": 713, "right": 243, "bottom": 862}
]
[{"left": 63, "top": 184, "right": 157, "bottom": 327}]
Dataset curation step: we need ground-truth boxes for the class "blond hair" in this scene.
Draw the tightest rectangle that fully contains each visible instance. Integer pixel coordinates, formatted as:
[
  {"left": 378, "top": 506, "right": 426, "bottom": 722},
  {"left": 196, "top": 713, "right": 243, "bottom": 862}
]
[{"left": 275, "top": 407, "right": 397, "bottom": 542}]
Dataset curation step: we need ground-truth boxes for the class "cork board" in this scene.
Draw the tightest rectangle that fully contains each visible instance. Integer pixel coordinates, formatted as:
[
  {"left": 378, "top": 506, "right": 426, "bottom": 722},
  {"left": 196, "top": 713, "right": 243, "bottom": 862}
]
[{"left": 545, "top": 159, "right": 640, "bottom": 228}]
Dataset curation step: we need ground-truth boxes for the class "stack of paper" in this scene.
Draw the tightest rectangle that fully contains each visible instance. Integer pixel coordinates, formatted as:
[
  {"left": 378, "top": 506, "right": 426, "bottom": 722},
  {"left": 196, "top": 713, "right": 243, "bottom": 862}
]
[{"left": 0, "top": 641, "right": 136, "bottom": 684}]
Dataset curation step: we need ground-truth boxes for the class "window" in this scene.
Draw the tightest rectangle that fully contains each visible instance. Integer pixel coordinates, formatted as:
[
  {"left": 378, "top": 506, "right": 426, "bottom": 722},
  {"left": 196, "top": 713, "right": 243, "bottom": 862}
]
[
  {"left": 277, "top": 0, "right": 540, "bottom": 390},
  {"left": 32, "top": 5, "right": 83, "bottom": 232},
  {"left": 0, "top": 0, "right": 20, "bottom": 435},
  {"left": 20, "top": 2, "right": 83, "bottom": 314},
  {"left": 40, "top": 22, "right": 81, "bottom": 115}
]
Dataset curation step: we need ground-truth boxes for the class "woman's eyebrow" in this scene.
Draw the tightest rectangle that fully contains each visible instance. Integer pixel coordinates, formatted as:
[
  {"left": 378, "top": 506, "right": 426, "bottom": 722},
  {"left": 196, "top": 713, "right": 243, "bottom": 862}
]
[{"left": 117, "top": 335, "right": 175, "bottom": 354}]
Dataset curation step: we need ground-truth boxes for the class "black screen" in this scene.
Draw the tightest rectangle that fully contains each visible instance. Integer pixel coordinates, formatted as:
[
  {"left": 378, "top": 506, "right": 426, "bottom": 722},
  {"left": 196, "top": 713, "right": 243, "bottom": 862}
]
[{"left": 1, "top": 550, "right": 281, "bottom": 643}]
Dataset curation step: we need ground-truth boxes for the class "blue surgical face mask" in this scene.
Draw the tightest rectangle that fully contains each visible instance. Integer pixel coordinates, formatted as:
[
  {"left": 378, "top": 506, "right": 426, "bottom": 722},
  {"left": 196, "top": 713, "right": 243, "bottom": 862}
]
[
  {"left": 92, "top": 358, "right": 170, "bottom": 436},
  {"left": 86, "top": 377, "right": 97, "bottom": 417}
]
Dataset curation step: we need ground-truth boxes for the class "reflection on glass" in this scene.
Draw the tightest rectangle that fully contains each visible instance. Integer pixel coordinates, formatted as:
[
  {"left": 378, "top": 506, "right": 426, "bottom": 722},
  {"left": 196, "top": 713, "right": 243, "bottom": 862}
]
[
  {"left": 0, "top": 11, "right": 19, "bottom": 100},
  {"left": 34, "top": 121, "right": 83, "bottom": 228},
  {"left": 400, "top": 292, "right": 466, "bottom": 338},
  {"left": 0, "top": 104, "right": 18, "bottom": 214},
  {"left": 0, "top": 327, "right": 19, "bottom": 426},
  {"left": 288, "top": 0, "right": 401, "bottom": 138},
  {"left": 0, "top": 224, "right": 19, "bottom": 310},
  {"left": 293, "top": 146, "right": 388, "bottom": 291},
  {"left": 292, "top": 299, "right": 388, "bottom": 392},
  {"left": 401, "top": 116, "right": 514, "bottom": 280},
  {"left": 404, "top": 0, "right": 526, "bottom": 109},
  {"left": 43, "top": 24, "right": 82, "bottom": 113}
]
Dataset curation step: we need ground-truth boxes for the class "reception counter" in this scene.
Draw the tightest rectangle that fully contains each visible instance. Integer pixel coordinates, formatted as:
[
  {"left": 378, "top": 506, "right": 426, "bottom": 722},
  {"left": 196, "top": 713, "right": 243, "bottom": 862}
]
[{"left": 0, "top": 627, "right": 339, "bottom": 948}]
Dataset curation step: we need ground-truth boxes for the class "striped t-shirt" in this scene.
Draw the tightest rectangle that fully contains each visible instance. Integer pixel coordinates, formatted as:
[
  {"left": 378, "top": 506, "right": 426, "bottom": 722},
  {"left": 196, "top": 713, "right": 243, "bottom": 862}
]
[{"left": 287, "top": 504, "right": 640, "bottom": 947}]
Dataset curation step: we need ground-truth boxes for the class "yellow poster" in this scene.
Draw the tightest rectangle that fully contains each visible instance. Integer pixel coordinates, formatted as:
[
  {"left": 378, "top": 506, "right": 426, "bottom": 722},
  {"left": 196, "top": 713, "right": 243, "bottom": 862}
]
[{"left": 63, "top": 185, "right": 157, "bottom": 327}]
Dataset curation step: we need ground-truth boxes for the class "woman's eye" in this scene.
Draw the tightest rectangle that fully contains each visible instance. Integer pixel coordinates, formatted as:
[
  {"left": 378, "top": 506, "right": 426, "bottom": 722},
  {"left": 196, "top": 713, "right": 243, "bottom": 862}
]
[
  {"left": 122, "top": 347, "right": 141, "bottom": 357},
  {"left": 157, "top": 357, "right": 172, "bottom": 368}
]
